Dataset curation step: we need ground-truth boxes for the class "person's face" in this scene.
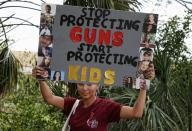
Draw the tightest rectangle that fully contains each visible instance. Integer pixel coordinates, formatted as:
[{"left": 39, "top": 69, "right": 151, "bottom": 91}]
[
  {"left": 44, "top": 57, "right": 50, "bottom": 65},
  {"left": 140, "top": 79, "right": 146, "bottom": 89},
  {"left": 39, "top": 36, "right": 52, "bottom": 47},
  {"left": 55, "top": 72, "right": 61, "bottom": 78},
  {"left": 41, "top": 70, "right": 49, "bottom": 78},
  {"left": 77, "top": 83, "right": 98, "bottom": 100},
  {"left": 45, "top": 6, "right": 51, "bottom": 13},
  {"left": 140, "top": 61, "right": 149, "bottom": 71},
  {"left": 143, "top": 54, "right": 151, "bottom": 61},
  {"left": 148, "top": 15, "right": 155, "bottom": 22}
]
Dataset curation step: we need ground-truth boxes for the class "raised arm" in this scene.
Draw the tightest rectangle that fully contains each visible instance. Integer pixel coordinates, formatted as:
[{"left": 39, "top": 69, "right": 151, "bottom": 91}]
[
  {"left": 120, "top": 63, "right": 155, "bottom": 119},
  {"left": 120, "top": 89, "right": 146, "bottom": 119},
  {"left": 32, "top": 67, "right": 64, "bottom": 110}
]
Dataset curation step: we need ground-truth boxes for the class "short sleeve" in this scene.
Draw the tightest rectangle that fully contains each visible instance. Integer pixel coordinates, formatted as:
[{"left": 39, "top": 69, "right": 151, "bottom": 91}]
[
  {"left": 106, "top": 100, "right": 122, "bottom": 123},
  {"left": 63, "top": 97, "right": 76, "bottom": 116}
]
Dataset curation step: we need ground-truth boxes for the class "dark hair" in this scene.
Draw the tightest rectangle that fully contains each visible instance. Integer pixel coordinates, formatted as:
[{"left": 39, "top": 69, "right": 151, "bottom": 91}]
[
  {"left": 39, "top": 57, "right": 50, "bottom": 67},
  {"left": 45, "top": 5, "right": 51, "bottom": 9},
  {"left": 145, "top": 14, "right": 158, "bottom": 25},
  {"left": 143, "top": 51, "right": 152, "bottom": 56},
  {"left": 53, "top": 71, "right": 61, "bottom": 81}
]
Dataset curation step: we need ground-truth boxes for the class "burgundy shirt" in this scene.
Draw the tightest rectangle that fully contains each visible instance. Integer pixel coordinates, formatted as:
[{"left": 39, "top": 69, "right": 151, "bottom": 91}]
[{"left": 63, "top": 97, "right": 122, "bottom": 131}]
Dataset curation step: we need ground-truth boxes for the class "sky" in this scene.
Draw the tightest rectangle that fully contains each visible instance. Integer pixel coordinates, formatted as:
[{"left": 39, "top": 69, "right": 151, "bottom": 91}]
[{"left": 0, "top": 0, "right": 191, "bottom": 53}]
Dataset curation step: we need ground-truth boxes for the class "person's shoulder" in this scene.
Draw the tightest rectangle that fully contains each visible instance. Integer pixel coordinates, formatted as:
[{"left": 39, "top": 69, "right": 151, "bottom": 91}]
[
  {"left": 64, "top": 96, "right": 76, "bottom": 100},
  {"left": 96, "top": 97, "right": 115, "bottom": 105}
]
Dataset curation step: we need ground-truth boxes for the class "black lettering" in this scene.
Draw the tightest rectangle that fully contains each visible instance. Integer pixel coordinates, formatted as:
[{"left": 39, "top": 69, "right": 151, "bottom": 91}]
[
  {"left": 124, "top": 55, "right": 132, "bottom": 64},
  {"left": 93, "top": 53, "right": 100, "bottom": 62},
  {"left": 131, "top": 57, "right": 138, "bottom": 67},
  {"left": 85, "top": 53, "right": 93, "bottom": 62},
  {"left": 116, "top": 19, "right": 124, "bottom": 30},
  {"left": 95, "top": 9, "right": 103, "bottom": 18},
  {"left": 75, "top": 51, "right": 83, "bottom": 61},
  {"left": 67, "top": 51, "right": 75, "bottom": 61},
  {"left": 86, "top": 44, "right": 92, "bottom": 52},
  {"left": 77, "top": 43, "right": 85, "bottom": 51},
  {"left": 113, "top": 54, "right": 119, "bottom": 63},
  {"left": 60, "top": 14, "right": 68, "bottom": 26},
  {"left": 67, "top": 15, "right": 75, "bottom": 26},
  {"left": 88, "top": 8, "right": 95, "bottom": 17},
  {"left": 85, "top": 17, "right": 93, "bottom": 26},
  {"left": 99, "top": 54, "right": 105, "bottom": 63},
  {"left": 124, "top": 20, "right": 132, "bottom": 30},
  {"left": 76, "top": 17, "right": 84, "bottom": 26},
  {"left": 109, "top": 19, "right": 117, "bottom": 29},
  {"left": 93, "top": 18, "right": 100, "bottom": 28},
  {"left": 118, "top": 54, "right": 124, "bottom": 64},
  {"left": 106, "top": 54, "right": 112, "bottom": 65},
  {"left": 103, "top": 10, "right": 110, "bottom": 18},
  {"left": 91, "top": 45, "right": 99, "bottom": 52},
  {"left": 106, "top": 46, "right": 112, "bottom": 53},
  {"left": 81, "top": 8, "right": 87, "bottom": 17},
  {"left": 132, "top": 20, "right": 140, "bottom": 31},
  {"left": 101, "top": 19, "right": 108, "bottom": 28},
  {"left": 99, "top": 45, "right": 105, "bottom": 53}
]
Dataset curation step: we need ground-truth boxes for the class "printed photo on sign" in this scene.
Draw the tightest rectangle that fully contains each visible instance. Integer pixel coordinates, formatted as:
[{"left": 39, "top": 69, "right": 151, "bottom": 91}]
[
  {"left": 51, "top": 70, "right": 65, "bottom": 83},
  {"left": 36, "top": 4, "right": 56, "bottom": 81},
  {"left": 133, "top": 77, "right": 150, "bottom": 90},
  {"left": 37, "top": 56, "right": 51, "bottom": 68}
]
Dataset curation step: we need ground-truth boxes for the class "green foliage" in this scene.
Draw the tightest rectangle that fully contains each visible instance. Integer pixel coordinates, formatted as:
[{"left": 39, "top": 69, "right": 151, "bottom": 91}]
[
  {"left": 0, "top": 74, "right": 64, "bottom": 130},
  {"left": 64, "top": 0, "right": 141, "bottom": 11},
  {"left": 156, "top": 13, "right": 192, "bottom": 62},
  {"left": 0, "top": 47, "right": 22, "bottom": 95}
]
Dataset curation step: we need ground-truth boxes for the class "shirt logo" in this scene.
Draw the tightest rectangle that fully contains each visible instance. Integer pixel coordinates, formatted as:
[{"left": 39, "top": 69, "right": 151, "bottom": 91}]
[{"left": 87, "top": 119, "right": 98, "bottom": 128}]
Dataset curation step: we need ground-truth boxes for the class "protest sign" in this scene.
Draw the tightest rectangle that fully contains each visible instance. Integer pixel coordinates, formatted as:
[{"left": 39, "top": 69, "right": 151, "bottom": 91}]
[{"left": 37, "top": 4, "right": 158, "bottom": 87}]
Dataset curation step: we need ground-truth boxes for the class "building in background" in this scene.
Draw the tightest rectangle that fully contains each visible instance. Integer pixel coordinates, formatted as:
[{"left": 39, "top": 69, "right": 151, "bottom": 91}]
[{"left": 13, "top": 51, "right": 37, "bottom": 74}]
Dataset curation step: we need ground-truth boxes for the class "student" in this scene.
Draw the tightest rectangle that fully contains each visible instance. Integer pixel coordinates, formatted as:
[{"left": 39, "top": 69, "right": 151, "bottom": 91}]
[
  {"left": 52, "top": 71, "right": 61, "bottom": 84},
  {"left": 139, "top": 60, "right": 150, "bottom": 73},
  {"left": 32, "top": 66, "right": 155, "bottom": 131},
  {"left": 38, "top": 31, "right": 53, "bottom": 57},
  {"left": 41, "top": 4, "right": 54, "bottom": 27},
  {"left": 38, "top": 57, "right": 51, "bottom": 68},
  {"left": 137, "top": 60, "right": 155, "bottom": 80},
  {"left": 145, "top": 14, "right": 157, "bottom": 25},
  {"left": 39, "top": 31, "right": 52, "bottom": 48},
  {"left": 140, "top": 42, "right": 153, "bottom": 53},
  {"left": 141, "top": 51, "right": 153, "bottom": 61}
]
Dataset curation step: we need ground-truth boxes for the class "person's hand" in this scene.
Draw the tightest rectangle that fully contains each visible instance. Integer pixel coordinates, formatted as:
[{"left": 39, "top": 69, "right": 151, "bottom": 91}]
[
  {"left": 144, "top": 63, "right": 155, "bottom": 80},
  {"left": 139, "top": 79, "right": 147, "bottom": 90},
  {"left": 32, "top": 66, "right": 45, "bottom": 78}
]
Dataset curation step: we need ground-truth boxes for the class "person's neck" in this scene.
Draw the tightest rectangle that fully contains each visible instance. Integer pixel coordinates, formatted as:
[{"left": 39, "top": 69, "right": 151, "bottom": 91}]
[{"left": 82, "top": 96, "right": 97, "bottom": 108}]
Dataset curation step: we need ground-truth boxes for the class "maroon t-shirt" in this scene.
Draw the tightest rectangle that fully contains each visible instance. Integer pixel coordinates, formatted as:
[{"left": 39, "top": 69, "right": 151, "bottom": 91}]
[{"left": 63, "top": 97, "right": 122, "bottom": 131}]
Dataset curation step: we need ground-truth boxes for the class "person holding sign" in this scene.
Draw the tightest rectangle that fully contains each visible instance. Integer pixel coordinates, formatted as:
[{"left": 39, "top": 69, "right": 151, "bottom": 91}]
[{"left": 32, "top": 66, "right": 155, "bottom": 131}]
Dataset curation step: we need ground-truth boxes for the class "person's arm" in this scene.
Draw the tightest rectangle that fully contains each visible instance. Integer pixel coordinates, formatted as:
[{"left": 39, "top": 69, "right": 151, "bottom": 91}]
[
  {"left": 120, "top": 89, "right": 146, "bottom": 119},
  {"left": 120, "top": 63, "right": 155, "bottom": 119},
  {"left": 38, "top": 81, "right": 64, "bottom": 110},
  {"left": 32, "top": 67, "right": 64, "bottom": 110}
]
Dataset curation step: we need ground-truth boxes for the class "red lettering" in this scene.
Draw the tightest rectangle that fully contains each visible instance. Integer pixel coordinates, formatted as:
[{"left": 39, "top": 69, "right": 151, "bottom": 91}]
[
  {"left": 84, "top": 28, "right": 96, "bottom": 44},
  {"left": 70, "top": 26, "right": 82, "bottom": 43},
  {"left": 98, "top": 29, "right": 111, "bottom": 46},
  {"left": 69, "top": 26, "right": 124, "bottom": 46},
  {"left": 112, "top": 32, "right": 123, "bottom": 46}
]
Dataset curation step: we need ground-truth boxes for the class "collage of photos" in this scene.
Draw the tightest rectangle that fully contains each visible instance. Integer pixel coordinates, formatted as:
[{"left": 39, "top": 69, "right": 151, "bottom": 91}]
[
  {"left": 37, "top": 4, "right": 64, "bottom": 84},
  {"left": 123, "top": 14, "right": 158, "bottom": 90},
  {"left": 135, "top": 14, "right": 158, "bottom": 90}
]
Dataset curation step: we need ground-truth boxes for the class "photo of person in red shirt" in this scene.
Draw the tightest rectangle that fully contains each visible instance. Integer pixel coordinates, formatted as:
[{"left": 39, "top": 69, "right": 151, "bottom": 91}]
[{"left": 32, "top": 66, "right": 155, "bottom": 131}]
